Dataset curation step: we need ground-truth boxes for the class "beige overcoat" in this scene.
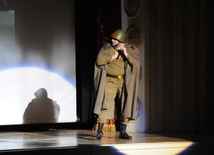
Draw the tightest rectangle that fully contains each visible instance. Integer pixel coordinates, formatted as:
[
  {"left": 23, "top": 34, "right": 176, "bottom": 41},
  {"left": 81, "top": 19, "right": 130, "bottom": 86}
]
[{"left": 93, "top": 43, "right": 141, "bottom": 120}]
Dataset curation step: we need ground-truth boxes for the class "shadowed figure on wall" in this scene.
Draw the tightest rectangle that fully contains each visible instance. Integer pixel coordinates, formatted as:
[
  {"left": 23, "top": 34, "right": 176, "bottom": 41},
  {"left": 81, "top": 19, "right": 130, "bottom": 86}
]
[{"left": 23, "top": 88, "right": 60, "bottom": 124}]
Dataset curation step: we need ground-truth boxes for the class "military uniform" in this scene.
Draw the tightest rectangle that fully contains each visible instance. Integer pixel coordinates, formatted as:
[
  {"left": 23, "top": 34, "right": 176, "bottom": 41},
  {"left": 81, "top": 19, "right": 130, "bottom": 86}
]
[
  {"left": 97, "top": 46, "right": 134, "bottom": 124},
  {"left": 93, "top": 29, "right": 141, "bottom": 140}
]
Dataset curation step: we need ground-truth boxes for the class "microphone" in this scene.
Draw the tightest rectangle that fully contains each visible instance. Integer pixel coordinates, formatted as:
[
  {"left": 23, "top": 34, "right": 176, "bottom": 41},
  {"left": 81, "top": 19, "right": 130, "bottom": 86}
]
[{"left": 117, "top": 48, "right": 122, "bottom": 59}]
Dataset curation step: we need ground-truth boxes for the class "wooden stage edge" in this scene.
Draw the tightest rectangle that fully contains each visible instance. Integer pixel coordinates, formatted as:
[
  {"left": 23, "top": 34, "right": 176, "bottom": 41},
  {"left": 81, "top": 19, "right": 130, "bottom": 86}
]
[{"left": 0, "top": 129, "right": 214, "bottom": 155}]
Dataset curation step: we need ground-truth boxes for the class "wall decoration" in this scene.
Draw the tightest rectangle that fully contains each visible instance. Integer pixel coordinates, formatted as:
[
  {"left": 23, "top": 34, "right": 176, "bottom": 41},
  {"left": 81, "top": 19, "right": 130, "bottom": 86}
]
[
  {"left": 126, "top": 25, "right": 140, "bottom": 47},
  {"left": 124, "top": 0, "right": 140, "bottom": 18}
]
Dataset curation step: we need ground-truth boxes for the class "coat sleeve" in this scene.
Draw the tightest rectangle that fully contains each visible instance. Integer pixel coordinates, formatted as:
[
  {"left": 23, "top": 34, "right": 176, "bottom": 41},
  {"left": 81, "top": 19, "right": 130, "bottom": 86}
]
[
  {"left": 122, "top": 44, "right": 141, "bottom": 119},
  {"left": 93, "top": 44, "right": 111, "bottom": 115}
]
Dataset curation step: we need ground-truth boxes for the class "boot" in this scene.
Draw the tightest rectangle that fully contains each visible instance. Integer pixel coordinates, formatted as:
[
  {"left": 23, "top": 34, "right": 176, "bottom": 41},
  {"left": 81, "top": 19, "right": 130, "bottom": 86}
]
[
  {"left": 96, "top": 123, "right": 104, "bottom": 140},
  {"left": 119, "top": 123, "right": 132, "bottom": 140}
]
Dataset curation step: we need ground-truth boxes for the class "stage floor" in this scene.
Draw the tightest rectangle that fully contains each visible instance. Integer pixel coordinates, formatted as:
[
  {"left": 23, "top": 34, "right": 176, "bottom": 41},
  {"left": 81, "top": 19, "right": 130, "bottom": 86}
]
[{"left": 0, "top": 130, "right": 213, "bottom": 155}]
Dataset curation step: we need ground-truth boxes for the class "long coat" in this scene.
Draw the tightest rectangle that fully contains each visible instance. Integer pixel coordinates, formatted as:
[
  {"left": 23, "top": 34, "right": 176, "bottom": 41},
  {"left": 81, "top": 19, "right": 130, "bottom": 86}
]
[{"left": 93, "top": 43, "right": 141, "bottom": 120}]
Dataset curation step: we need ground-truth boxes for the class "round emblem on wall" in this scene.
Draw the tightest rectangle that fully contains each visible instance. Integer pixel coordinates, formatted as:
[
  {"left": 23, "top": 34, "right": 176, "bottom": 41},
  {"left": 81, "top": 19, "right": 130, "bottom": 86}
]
[
  {"left": 126, "top": 26, "right": 140, "bottom": 47},
  {"left": 124, "top": 0, "right": 140, "bottom": 18}
]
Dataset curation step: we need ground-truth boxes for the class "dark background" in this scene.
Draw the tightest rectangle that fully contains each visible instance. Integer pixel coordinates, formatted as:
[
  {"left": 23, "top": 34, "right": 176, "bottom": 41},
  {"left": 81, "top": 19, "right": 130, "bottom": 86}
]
[{"left": 75, "top": 0, "right": 121, "bottom": 124}]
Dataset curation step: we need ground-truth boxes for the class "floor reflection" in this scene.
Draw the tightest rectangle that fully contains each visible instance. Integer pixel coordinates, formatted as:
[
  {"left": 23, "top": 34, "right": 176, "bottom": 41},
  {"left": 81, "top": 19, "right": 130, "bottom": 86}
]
[{"left": 0, "top": 130, "right": 213, "bottom": 155}]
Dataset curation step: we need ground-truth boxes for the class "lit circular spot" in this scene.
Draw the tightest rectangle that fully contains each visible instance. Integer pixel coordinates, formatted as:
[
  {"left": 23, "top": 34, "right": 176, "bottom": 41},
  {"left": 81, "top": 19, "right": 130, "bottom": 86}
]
[{"left": 0, "top": 67, "right": 76, "bottom": 125}]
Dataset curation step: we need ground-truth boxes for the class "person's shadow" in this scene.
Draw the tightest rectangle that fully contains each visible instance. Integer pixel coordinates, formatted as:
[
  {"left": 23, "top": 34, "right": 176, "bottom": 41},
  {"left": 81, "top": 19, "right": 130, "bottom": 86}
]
[{"left": 23, "top": 88, "right": 60, "bottom": 124}]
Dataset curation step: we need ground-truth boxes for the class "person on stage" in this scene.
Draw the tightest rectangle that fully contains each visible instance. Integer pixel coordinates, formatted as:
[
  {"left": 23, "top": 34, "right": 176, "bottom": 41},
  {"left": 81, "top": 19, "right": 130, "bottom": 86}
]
[{"left": 93, "top": 29, "right": 141, "bottom": 140}]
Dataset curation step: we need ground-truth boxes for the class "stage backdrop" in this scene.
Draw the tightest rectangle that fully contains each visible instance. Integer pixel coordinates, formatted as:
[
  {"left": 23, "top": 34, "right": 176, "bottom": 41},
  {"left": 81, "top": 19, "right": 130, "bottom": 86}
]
[{"left": 0, "top": 0, "right": 76, "bottom": 125}]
